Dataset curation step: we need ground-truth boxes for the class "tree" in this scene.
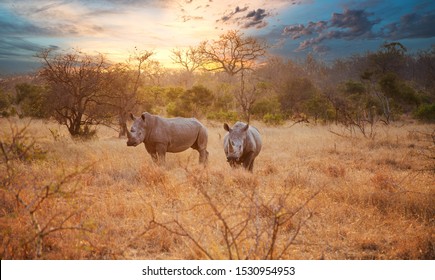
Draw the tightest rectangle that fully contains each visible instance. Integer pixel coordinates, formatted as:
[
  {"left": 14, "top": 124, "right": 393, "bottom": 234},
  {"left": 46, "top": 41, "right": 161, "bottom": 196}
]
[
  {"left": 170, "top": 46, "right": 204, "bottom": 73},
  {"left": 414, "top": 46, "right": 435, "bottom": 97},
  {"left": 37, "top": 49, "right": 112, "bottom": 137},
  {"left": 199, "top": 30, "right": 267, "bottom": 76},
  {"left": 235, "top": 73, "right": 263, "bottom": 121},
  {"left": 378, "top": 72, "right": 420, "bottom": 111},
  {"left": 167, "top": 85, "right": 213, "bottom": 118},
  {"left": 199, "top": 30, "right": 268, "bottom": 121},
  {"left": 109, "top": 49, "right": 155, "bottom": 137},
  {"left": 360, "top": 42, "right": 413, "bottom": 123},
  {"left": 15, "top": 83, "right": 49, "bottom": 118},
  {"left": 368, "top": 42, "right": 407, "bottom": 76},
  {"left": 304, "top": 93, "right": 333, "bottom": 123},
  {"left": 0, "top": 87, "right": 12, "bottom": 116},
  {"left": 325, "top": 80, "right": 380, "bottom": 138},
  {"left": 170, "top": 46, "right": 204, "bottom": 88},
  {"left": 279, "top": 77, "right": 316, "bottom": 116},
  {"left": 303, "top": 53, "right": 329, "bottom": 87}
]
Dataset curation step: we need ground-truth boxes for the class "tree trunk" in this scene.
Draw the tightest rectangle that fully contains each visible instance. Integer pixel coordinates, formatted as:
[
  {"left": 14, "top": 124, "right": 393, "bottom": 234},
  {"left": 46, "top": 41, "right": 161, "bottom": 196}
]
[
  {"left": 66, "top": 111, "right": 83, "bottom": 137},
  {"left": 119, "top": 123, "right": 128, "bottom": 138}
]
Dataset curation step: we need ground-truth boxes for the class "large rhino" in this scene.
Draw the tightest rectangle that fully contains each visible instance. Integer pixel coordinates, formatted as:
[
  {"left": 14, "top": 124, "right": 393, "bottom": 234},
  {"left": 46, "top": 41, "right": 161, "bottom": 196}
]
[
  {"left": 223, "top": 122, "right": 262, "bottom": 172},
  {"left": 127, "top": 112, "right": 209, "bottom": 165}
]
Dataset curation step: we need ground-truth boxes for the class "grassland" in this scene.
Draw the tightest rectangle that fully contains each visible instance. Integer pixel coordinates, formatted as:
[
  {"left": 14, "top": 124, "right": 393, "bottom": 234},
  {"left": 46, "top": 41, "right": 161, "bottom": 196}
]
[{"left": 1, "top": 118, "right": 434, "bottom": 259}]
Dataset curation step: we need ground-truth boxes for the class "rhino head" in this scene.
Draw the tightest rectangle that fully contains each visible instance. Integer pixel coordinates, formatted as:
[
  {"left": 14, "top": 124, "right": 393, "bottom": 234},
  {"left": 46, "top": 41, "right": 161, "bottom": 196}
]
[
  {"left": 224, "top": 122, "right": 249, "bottom": 162},
  {"left": 127, "top": 113, "right": 147, "bottom": 147}
]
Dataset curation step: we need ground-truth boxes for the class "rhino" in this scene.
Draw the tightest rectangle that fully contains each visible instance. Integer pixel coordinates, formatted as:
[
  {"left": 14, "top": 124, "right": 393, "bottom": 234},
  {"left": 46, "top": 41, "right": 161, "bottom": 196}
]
[
  {"left": 127, "top": 112, "right": 209, "bottom": 165},
  {"left": 223, "top": 122, "right": 262, "bottom": 172}
]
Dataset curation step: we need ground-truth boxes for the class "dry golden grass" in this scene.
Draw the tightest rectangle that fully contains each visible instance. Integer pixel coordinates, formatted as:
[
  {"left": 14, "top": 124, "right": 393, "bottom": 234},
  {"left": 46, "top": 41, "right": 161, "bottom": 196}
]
[{"left": 1, "top": 118, "right": 434, "bottom": 259}]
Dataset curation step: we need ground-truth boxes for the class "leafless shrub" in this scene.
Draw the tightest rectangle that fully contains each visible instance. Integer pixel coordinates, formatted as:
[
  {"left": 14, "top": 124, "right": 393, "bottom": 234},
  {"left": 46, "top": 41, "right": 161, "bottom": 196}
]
[
  {"left": 0, "top": 119, "right": 46, "bottom": 162},
  {"left": 149, "top": 170, "right": 320, "bottom": 259},
  {"left": 0, "top": 120, "right": 92, "bottom": 259}
]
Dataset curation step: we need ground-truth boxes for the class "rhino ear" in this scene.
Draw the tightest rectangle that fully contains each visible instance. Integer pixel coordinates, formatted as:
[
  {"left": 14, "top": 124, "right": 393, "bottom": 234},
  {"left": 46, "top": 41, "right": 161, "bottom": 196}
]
[
  {"left": 141, "top": 113, "right": 147, "bottom": 121},
  {"left": 130, "top": 113, "right": 135, "bottom": 120},
  {"left": 223, "top": 123, "right": 231, "bottom": 132},
  {"left": 243, "top": 124, "right": 249, "bottom": 132}
]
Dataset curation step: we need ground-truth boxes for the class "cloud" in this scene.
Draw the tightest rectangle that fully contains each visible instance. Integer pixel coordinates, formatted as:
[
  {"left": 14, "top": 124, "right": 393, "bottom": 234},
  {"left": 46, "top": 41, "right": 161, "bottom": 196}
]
[
  {"left": 312, "top": 44, "right": 330, "bottom": 53},
  {"left": 244, "top": 8, "right": 269, "bottom": 28},
  {"left": 0, "top": 37, "right": 58, "bottom": 59},
  {"left": 0, "top": 8, "right": 60, "bottom": 63},
  {"left": 283, "top": 21, "right": 327, "bottom": 39},
  {"left": 329, "top": 9, "right": 380, "bottom": 38},
  {"left": 4, "top": 1, "right": 109, "bottom": 38},
  {"left": 217, "top": 5, "right": 270, "bottom": 29},
  {"left": 383, "top": 11, "right": 435, "bottom": 39},
  {"left": 0, "top": 11, "right": 52, "bottom": 37},
  {"left": 220, "top": 6, "right": 249, "bottom": 22},
  {"left": 280, "top": 3, "right": 435, "bottom": 55},
  {"left": 283, "top": 8, "right": 381, "bottom": 52}
]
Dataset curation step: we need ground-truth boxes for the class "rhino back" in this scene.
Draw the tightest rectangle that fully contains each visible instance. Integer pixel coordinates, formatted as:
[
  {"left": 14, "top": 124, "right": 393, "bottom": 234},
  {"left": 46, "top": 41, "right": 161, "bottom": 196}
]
[{"left": 151, "top": 117, "right": 204, "bottom": 152}]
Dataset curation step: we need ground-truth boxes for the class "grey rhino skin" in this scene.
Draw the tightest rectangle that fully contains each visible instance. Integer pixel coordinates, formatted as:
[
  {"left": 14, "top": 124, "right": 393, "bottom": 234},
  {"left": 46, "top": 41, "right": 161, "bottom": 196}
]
[
  {"left": 223, "top": 121, "right": 262, "bottom": 172},
  {"left": 127, "top": 112, "right": 209, "bottom": 165}
]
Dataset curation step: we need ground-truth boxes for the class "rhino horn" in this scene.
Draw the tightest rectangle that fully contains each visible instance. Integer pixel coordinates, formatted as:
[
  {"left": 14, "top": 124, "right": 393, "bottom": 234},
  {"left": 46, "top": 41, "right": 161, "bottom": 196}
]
[{"left": 228, "top": 140, "right": 234, "bottom": 153}]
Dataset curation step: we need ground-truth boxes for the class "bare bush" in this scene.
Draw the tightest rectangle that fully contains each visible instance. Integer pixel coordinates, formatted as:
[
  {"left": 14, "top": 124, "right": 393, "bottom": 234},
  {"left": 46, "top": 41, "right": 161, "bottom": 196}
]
[
  {"left": 0, "top": 120, "right": 91, "bottom": 259},
  {"left": 149, "top": 170, "right": 320, "bottom": 259}
]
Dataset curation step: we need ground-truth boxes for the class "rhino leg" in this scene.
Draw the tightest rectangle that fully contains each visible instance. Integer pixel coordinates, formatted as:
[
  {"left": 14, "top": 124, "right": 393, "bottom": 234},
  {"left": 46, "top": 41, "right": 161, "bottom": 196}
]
[
  {"left": 198, "top": 149, "right": 209, "bottom": 165},
  {"left": 150, "top": 153, "right": 158, "bottom": 162},
  {"left": 194, "top": 126, "right": 208, "bottom": 165},
  {"left": 151, "top": 144, "right": 166, "bottom": 165},
  {"left": 243, "top": 152, "right": 256, "bottom": 172},
  {"left": 247, "top": 160, "right": 255, "bottom": 172},
  {"left": 149, "top": 152, "right": 165, "bottom": 164}
]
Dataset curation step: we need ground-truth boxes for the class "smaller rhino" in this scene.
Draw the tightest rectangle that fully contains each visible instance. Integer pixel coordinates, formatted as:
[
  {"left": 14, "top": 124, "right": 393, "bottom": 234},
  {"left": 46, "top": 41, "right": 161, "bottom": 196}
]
[{"left": 223, "top": 122, "right": 262, "bottom": 172}]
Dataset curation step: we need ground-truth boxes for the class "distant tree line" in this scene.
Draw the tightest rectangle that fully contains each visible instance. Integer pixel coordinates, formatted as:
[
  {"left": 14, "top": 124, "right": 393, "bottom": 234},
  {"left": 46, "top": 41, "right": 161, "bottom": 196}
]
[{"left": 0, "top": 30, "right": 434, "bottom": 138}]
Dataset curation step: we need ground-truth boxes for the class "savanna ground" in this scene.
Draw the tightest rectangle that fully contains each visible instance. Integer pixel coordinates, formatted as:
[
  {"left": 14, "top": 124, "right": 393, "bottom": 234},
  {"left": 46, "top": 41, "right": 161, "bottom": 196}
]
[{"left": 1, "top": 117, "right": 434, "bottom": 260}]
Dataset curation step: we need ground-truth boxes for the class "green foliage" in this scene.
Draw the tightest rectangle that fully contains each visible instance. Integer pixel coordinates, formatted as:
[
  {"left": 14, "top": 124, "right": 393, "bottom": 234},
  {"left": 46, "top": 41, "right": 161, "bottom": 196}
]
[
  {"left": 163, "top": 87, "right": 188, "bottom": 116},
  {"left": 329, "top": 79, "right": 384, "bottom": 136},
  {"left": 263, "top": 113, "right": 284, "bottom": 126},
  {"left": 368, "top": 42, "right": 407, "bottom": 75},
  {"left": 165, "top": 87, "right": 185, "bottom": 100},
  {"left": 206, "top": 110, "right": 238, "bottom": 123},
  {"left": 251, "top": 98, "right": 281, "bottom": 118},
  {"left": 279, "top": 77, "right": 316, "bottom": 115},
  {"left": 0, "top": 88, "right": 12, "bottom": 117},
  {"left": 15, "top": 83, "right": 50, "bottom": 118},
  {"left": 414, "top": 103, "right": 435, "bottom": 123},
  {"left": 167, "top": 85, "right": 214, "bottom": 117},
  {"left": 140, "top": 86, "right": 166, "bottom": 108},
  {"left": 166, "top": 101, "right": 182, "bottom": 117},
  {"left": 303, "top": 93, "right": 334, "bottom": 122},
  {"left": 379, "top": 73, "right": 420, "bottom": 109},
  {"left": 211, "top": 91, "right": 235, "bottom": 112},
  {"left": 187, "top": 85, "right": 213, "bottom": 109},
  {"left": 344, "top": 80, "right": 365, "bottom": 95}
]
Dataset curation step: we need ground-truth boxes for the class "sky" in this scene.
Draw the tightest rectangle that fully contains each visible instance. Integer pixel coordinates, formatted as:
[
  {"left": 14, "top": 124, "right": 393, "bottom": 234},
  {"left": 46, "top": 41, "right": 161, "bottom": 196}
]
[{"left": 0, "top": 0, "right": 434, "bottom": 75}]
